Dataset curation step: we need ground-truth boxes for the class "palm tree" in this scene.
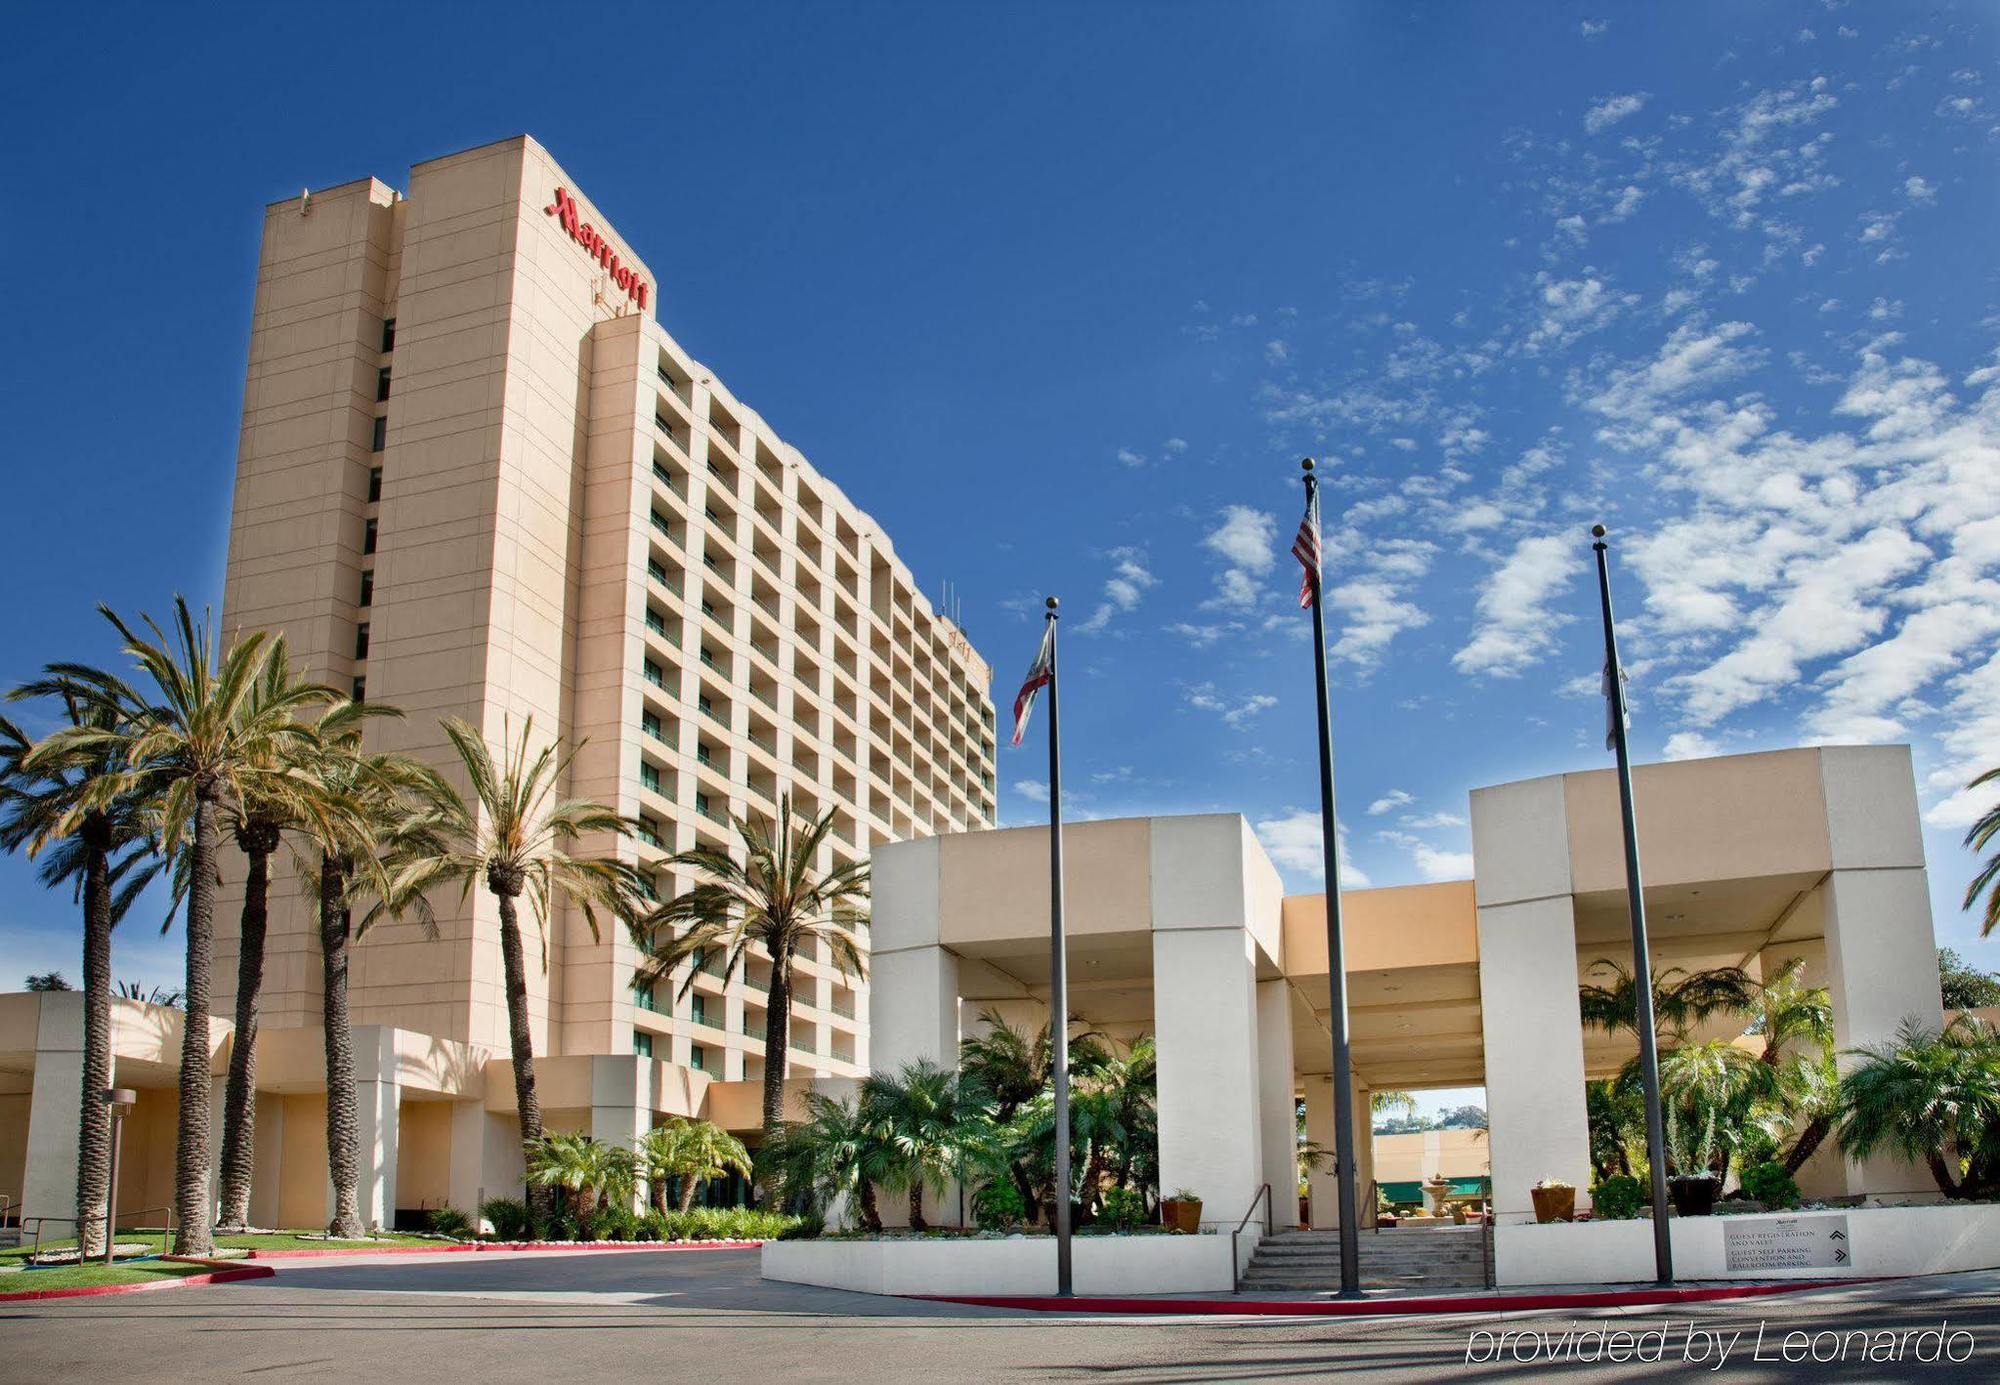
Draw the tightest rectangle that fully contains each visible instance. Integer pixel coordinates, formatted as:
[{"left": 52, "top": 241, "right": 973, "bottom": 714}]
[
  {"left": 764, "top": 1089, "right": 892, "bottom": 1231},
  {"left": 525, "top": 1132, "right": 636, "bottom": 1222},
  {"left": 1963, "top": 766, "right": 2000, "bottom": 936},
  {"left": 860, "top": 1058, "right": 977, "bottom": 1231},
  {"left": 1579, "top": 959, "right": 1759, "bottom": 1043},
  {"left": 1834, "top": 1016, "right": 2000, "bottom": 1199},
  {"left": 213, "top": 644, "right": 342, "bottom": 1231},
  {"left": 1653, "top": 1039, "right": 1763, "bottom": 1178},
  {"left": 395, "top": 716, "right": 641, "bottom": 1221},
  {"left": 637, "top": 1119, "right": 753, "bottom": 1213},
  {"left": 34, "top": 599, "right": 329, "bottom": 1255},
  {"left": 298, "top": 700, "right": 442, "bottom": 1236},
  {"left": 955, "top": 1009, "right": 1110, "bottom": 1222},
  {"left": 1744, "top": 958, "right": 1838, "bottom": 1173},
  {"left": 0, "top": 694, "right": 163, "bottom": 1259},
  {"left": 636, "top": 793, "right": 868, "bottom": 1197}
]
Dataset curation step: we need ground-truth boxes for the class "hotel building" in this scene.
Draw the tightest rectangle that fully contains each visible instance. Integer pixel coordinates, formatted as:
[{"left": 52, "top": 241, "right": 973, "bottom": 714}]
[{"left": 6, "top": 135, "right": 998, "bottom": 1230}]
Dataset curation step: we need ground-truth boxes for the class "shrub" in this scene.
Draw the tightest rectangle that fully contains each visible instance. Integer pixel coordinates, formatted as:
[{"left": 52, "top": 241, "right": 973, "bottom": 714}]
[
  {"left": 655, "top": 1206, "right": 801, "bottom": 1242},
  {"left": 1098, "top": 1186, "right": 1147, "bottom": 1232},
  {"left": 596, "top": 1203, "right": 642, "bottom": 1241},
  {"left": 479, "top": 1197, "right": 531, "bottom": 1240},
  {"left": 426, "top": 1205, "right": 473, "bottom": 1238},
  {"left": 1739, "top": 1162, "right": 1801, "bottom": 1210},
  {"left": 1591, "top": 1174, "right": 1645, "bottom": 1221},
  {"left": 776, "top": 1213, "right": 824, "bottom": 1241},
  {"left": 635, "top": 1211, "right": 666, "bottom": 1242},
  {"left": 972, "top": 1179, "right": 1028, "bottom": 1231}
]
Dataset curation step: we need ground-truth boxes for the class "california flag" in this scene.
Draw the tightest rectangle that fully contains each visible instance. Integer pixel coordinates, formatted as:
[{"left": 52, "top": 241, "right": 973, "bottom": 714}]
[{"left": 1010, "top": 622, "right": 1056, "bottom": 746}]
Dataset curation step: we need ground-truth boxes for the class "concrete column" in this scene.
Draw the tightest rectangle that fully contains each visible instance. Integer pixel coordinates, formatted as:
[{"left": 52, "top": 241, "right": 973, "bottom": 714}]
[
  {"left": 590, "top": 1055, "right": 650, "bottom": 1211},
  {"left": 1153, "top": 927, "right": 1262, "bottom": 1229},
  {"left": 1816, "top": 746, "right": 1945, "bottom": 1200},
  {"left": 868, "top": 945, "right": 960, "bottom": 1072},
  {"left": 351, "top": 1026, "right": 399, "bottom": 1231},
  {"left": 20, "top": 992, "right": 85, "bottom": 1226},
  {"left": 1303, "top": 1076, "right": 1337, "bottom": 1229},
  {"left": 446, "top": 1099, "right": 491, "bottom": 1218},
  {"left": 1255, "top": 979, "right": 1297, "bottom": 1229},
  {"left": 1478, "top": 897, "right": 1592, "bottom": 1221},
  {"left": 1471, "top": 772, "right": 1591, "bottom": 1224},
  {"left": 248, "top": 1095, "right": 284, "bottom": 1229}
]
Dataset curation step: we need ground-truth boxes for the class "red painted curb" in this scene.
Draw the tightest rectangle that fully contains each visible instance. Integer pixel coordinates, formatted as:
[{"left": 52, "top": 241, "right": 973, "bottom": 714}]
[
  {"left": 0, "top": 1261, "right": 274, "bottom": 1303},
  {"left": 246, "top": 1238, "right": 763, "bottom": 1259},
  {"left": 916, "top": 1279, "right": 1871, "bottom": 1317}
]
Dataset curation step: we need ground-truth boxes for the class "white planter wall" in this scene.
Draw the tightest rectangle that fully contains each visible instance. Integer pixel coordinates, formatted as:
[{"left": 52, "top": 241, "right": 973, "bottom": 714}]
[
  {"left": 1496, "top": 1205, "right": 2000, "bottom": 1287},
  {"left": 762, "top": 1230, "right": 1255, "bottom": 1297}
]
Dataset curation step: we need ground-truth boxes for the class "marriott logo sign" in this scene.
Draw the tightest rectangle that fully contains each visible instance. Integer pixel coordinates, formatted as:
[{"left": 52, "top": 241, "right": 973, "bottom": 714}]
[{"left": 545, "top": 188, "right": 649, "bottom": 310}]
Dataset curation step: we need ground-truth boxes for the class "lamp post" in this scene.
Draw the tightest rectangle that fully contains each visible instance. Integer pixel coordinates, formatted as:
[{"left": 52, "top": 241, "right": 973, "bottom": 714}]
[{"left": 102, "top": 1088, "right": 136, "bottom": 1266}]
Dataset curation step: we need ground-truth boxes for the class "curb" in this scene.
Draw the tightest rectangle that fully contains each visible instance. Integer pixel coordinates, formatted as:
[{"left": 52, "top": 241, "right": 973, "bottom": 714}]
[
  {"left": 246, "top": 1238, "right": 764, "bottom": 1259},
  {"left": 915, "top": 1279, "right": 1871, "bottom": 1317},
  {"left": 0, "top": 1258, "right": 275, "bottom": 1303}
]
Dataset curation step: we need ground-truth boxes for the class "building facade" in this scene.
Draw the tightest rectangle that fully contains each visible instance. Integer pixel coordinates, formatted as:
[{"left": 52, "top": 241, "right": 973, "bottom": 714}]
[{"left": 7, "top": 135, "right": 997, "bottom": 1232}]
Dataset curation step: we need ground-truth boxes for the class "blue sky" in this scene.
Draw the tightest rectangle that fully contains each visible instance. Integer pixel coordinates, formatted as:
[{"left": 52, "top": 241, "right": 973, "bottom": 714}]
[{"left": 5, "top": 2, "right": 1999, "bottom": 1041}]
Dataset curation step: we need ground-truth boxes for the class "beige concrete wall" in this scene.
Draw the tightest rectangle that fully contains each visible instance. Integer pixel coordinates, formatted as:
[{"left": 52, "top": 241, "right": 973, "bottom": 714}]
[
  {"left": 277, "top": 1092, "right": 330, "bottom": 1229},
  {"left": 0, "top": 1093, "right": 29, "bottom": 1205},
  {"left": 396, "top": 1100, "right": 454, "bottom": 1211},
  {"left": 1374, "top": 1128, "right": 1490, "bottom": 1185}
]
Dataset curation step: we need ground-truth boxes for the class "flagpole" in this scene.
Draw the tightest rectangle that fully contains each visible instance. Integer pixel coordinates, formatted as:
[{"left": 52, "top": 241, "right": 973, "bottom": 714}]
[
  {"left": 1591, "top": 524, "right": 1674, "bottom": 1287},
  {"left": 1043, "top": 595, "right": 1074, "bottom": 1297},
  {"left": 1302, "top": 459, "right": 1362, "bottom": 1299}
]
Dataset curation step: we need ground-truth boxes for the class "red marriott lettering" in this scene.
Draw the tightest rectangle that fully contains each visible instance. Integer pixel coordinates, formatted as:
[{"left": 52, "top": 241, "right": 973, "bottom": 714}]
[{"left": 546, "top": 188, "right": 649, "bottom": 310}]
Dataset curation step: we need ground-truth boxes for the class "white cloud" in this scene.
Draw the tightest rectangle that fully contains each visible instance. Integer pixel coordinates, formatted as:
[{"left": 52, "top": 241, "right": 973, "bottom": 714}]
[
  {"left": 1078, "top": 546, "right": 1156, "bottom": 632},
  {"left": 1401, "top": 810, "right": 1467, "bottom": 829},
  {"left": 1115, "top": 447, "right": 1145, "bottom": 468},
  {"left": 1265, "top": 339, "right": 1290, "bottom": 365},
  {"left": 1014, "top": 779, "right": 1049, "bottom": 804},
  {"left": 1579, "top": 18, "right": 1606, "bottom": 38},
  {"left": 1903, "top": 175, "right": 1936, "bottom": 203},
  {"left": 1200, "top": 506, "right": 1279, "bottom": 612},
  {"left": 1924, "top": 650, "right": 2000, "bottom": 828},
  {"left": 1452, "top": 534, "right": 1575, "bottom": 677},
  {"left": 1584, "top": 319, "right": 1765, "bottom": 435},
  {"left": 1254, "top": 809, "right": 1369, "bottom": 887},
  {"left": 1522, "top": 272, "right": 1638, "bottom": 355},
  {"left": 1162, "top": 437, "right": 1189, "bottom": 455},
  {"left": 1366, "top": 789, "right": 1414, "bottom": 816},
  {"left": 1661, "top": 731, "right": 1722, "bottom": 761},
  {"left": 1375, "top": 830, "right": 1475, "bottom": 882},
  {"left": 1186, "top": 683, "right": 1278, "bottom": 729},
  {"left": 1585, "top": 92, "right": 1651, "bottom": 135}
]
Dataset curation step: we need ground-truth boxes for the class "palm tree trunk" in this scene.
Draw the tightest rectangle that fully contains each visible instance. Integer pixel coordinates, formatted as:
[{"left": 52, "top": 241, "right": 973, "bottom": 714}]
[
  {"left": 74, "top": 826, "right": 113, "bottom": 1259},
  {"left": 172, "top": 796, "right": 220, "bottom": 1256},
  {"left": 760, "top": 958, "right": 792, "bottom": 1207},
  {"left": 907, "top": 1183, "right": 927, "bottom": 1232},
  {"left": 495, "top": 892, "right": 547, "bottom": 1221},
  {"left": 1926, "top": 1149, "right": 1963, "bottom": 1199},
  {"left": 320, "top": 854, "right": 366, "bottom": 1237},
  {"left": 1781, "top": 1116, "right": 1830, "bottom": 1175},
  {"left": 857, "top": 1177, "right": 881, "bottom": 1233},
  {"left": 218, "top": 833, "right": 274, "bottom": 1230},
  {"left": 679, "top": 1176, "right": 699, "bottom": 1214}
]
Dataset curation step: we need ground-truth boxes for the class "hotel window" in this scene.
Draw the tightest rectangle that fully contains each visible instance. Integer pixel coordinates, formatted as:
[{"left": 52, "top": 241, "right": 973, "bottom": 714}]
[
  {"left": 651, "top": 509, "right": 672, "bottom": 538},
  {"left": 640, "top": 762, "right": 661, "bottom": 795},
  {"left": 363, "top": 519, "right": 378, "bottom": 555},
  {"left": 647, "top": 557, "right": 667, "bottom": 584},
  {"left": 351, "top": 676, "right": 366, "bottom": 703},
  {"left": 380, "top": 317, "right": 396, "bottom": 353},
  {"left": 354, "top": 623, "right": 370, "bottom": 660},
  {"left": 691, "top": 994, "right": 708, "bottom": 1028},
  {"left": 637, "top": 816, "right": 662, "bottom": 848},
  {"left": 376, "top": 367, "right": 391, "bottom": 402},
  {"left": 632, "top": 1032, "right": 653, "bottom": 1059},
  {"left": 653, "top": 460, "right": 677, "bottom": 491},
  {"left": 689, "top": 1045, "right": 706, "bottom": 1073},
  {"left": 367, "top": 466, "right": 383, "bottom": 502},
  {"left": 371, "top": 417, "right": 387, "bottom": 453},
  {"left": 634, "top": 981, "right": 657, "bottom": 1012},
  {"left": 358, "top": 570, "right": 373, "bottom": 608},
  {"left": 643, "top": 658, "right": 665, "bottom": 689},
  {"left": 642, "top": 709, "right": 664, "bottom": 742},
  {"left": 645, "top": 607, "right": 666, "bottom": 636}
]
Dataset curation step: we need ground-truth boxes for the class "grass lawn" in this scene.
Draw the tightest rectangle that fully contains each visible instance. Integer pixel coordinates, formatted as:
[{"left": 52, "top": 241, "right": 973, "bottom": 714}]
[
  {"left": 0, "top": 1259, "right": 217, "bottom": 1295},
  {"left": 2, "top": 1229, "right": 447, "bottom": 1265}
]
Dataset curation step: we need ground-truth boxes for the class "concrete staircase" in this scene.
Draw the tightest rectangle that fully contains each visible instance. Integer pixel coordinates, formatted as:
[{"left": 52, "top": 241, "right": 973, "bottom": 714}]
[{"left": 1239, "top": 1226, "right": 1490, "bottom": 1294}]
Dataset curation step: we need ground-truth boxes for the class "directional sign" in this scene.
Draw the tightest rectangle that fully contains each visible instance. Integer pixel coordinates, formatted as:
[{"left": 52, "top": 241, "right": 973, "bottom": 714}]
[{"left": 1723, "top": 1214, "right": 1853, "bottom": 1272}]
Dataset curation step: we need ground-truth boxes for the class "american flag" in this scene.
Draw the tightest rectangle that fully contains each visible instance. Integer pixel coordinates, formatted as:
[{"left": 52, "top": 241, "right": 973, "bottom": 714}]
[
  {"left": 1292, "top": 484, "right": 1321, "bottom": 609},
  {"left": 1010, "top": 621, "right": 1056, "bottom": 746}
]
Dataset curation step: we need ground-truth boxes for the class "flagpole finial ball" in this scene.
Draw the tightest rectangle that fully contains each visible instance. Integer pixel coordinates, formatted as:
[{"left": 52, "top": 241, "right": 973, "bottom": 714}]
[
  {"left": 1591, "top": 524, "right": 1608, "bottom": 539},
  {"left": 1301, "top": 457, "right": 1315, "bottom": 473},
  {"left": 1045, "top": 596, "right": 1059, "bottom": 611}
]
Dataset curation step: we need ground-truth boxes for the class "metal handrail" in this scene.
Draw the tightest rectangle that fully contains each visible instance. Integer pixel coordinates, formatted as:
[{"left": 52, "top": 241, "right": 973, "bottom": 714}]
[
  {"left": 24, "top": 1204, "right": 174, "bottom": 1263},
  {"left": 1229, "top": 1182, "right": 1273, "bottom": 1292}
]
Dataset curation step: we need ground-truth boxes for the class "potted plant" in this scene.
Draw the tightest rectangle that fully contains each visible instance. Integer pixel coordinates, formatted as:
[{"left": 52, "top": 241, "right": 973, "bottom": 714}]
[
  {"left": 1159, "top": 1187, "right": 1203, "bottom": 1233},
  {"left": 1666, "top": 1171, "right": 1718, "bottom": 1217},
  {"left": 1530, "top": 1177, "right": 1575, "bottom": 1223}
]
